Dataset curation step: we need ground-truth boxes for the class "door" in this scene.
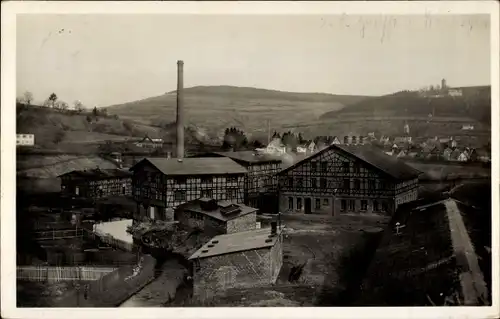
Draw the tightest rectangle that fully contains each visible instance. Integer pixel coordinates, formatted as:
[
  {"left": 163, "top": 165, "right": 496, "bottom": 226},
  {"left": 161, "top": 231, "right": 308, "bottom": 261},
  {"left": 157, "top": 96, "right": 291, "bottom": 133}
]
[{"left": 304, "top": 198, "right": 312, "bottom": 214}]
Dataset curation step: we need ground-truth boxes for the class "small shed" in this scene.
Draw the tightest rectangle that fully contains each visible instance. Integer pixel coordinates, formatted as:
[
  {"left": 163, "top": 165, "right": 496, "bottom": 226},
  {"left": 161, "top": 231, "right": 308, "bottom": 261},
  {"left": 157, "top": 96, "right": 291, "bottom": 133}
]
[{"left": 189, "top": 225, "right": 284, "bottom": 301}]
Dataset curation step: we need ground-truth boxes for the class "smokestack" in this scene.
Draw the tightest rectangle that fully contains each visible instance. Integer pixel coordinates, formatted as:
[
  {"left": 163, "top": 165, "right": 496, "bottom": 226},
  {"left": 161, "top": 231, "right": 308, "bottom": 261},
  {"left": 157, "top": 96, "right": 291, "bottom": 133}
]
[{"left": 176, "top": 60, "right": 185, "bottom": 159}]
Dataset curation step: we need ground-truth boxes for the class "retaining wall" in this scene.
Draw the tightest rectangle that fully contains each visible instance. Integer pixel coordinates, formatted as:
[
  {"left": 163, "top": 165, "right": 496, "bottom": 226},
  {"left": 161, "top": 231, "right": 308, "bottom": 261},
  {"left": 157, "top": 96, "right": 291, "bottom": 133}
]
[{"left": 17, "top": 266, "right": 116, "bottom": 283}]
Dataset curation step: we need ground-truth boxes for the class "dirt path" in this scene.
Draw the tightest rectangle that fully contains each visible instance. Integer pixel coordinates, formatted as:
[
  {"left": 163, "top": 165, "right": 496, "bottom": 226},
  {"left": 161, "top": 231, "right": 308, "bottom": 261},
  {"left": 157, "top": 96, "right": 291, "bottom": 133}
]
[{"left": 444, "top": 199, "right": 488, "bottom": 305}]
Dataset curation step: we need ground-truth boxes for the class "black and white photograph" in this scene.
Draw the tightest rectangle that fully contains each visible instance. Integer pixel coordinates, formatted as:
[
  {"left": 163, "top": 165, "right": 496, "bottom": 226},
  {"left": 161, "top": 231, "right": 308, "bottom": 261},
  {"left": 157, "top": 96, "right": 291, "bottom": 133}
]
[{"left": 1, "top": 1, "right": 499, "bottom": 319}]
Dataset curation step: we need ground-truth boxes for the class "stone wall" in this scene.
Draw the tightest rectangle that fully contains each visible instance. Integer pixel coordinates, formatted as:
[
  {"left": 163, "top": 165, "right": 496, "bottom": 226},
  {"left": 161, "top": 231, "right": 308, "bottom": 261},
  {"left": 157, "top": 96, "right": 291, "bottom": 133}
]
[
  {"left": 270, "top": 233, "right": 283, "bottom": 283},
  {"left": 226, "top": 212, "right": 257, "bottom": 234},
  {"left": 193, "top": 247, "right": 272, "bottom": 301}
]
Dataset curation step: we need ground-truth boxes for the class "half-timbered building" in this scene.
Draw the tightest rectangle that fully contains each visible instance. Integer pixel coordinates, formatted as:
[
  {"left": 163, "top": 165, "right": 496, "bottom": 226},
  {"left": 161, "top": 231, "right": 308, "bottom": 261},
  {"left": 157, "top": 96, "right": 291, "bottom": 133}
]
[
  {"left": 278, "top": 145, "right": 421, "bottom": 215},
  {"left": 191, "top": 151, "right": 282, "bottom": 209},
  {"left": 129, "top": 157, "right": 247, "bottom": 221},
  {"left": 58, "top": 168, "right": 132, "bottom": 199}
]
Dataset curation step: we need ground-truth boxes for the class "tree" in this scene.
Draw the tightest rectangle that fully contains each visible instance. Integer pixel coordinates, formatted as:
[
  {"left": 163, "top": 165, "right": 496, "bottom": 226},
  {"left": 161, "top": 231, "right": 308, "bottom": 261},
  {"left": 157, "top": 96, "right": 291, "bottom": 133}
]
[
  {"left": 74, "top": 100, "right": 84, "bottom": 113},
  {"left": 48, "top": 93, "right": 58, "bottom": 108},
  {"left": 86, "top": 115, "right": 93, "bottom": 123},
  {"left": 53, "top": 129, "right": 66, "bottom": 144},
  {"left": 56, "top": 101, "right": 69, "bottom": 111},
  {"left": 99, "top": 108, "right": 108, "bottom": 117},
  {"left": 92, "top": 107, "right": 98, "bottom": 117},
  {"left": 23, "top": 91, "right": 34, "bottom": 105}
]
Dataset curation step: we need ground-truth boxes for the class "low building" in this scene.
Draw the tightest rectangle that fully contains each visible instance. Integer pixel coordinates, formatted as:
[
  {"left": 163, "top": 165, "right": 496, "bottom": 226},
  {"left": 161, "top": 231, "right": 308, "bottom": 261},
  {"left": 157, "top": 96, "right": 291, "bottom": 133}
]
[
  {"left": 188, "top": 224, "right": 284, "bottom": 301},
  {"left": 135, "top": 135, "right": 163, "bottom": 149},
  {"left": 16, "top": 134, "right": 35, "bottom": 146},
  {"left": 58, "top": 168, "right": 132, "bottom": 199},
  {"left": 130, "top": 157, "right": 248, "bottom": 221},
  {"left": 462, "top": 124, "right": 474, "bottom": 131},
  {"left": 175, "top": 198, "right": 258, "bottom": 236},
  {"left": 277, "top": 144, "right": 421, "bottom": 215}
]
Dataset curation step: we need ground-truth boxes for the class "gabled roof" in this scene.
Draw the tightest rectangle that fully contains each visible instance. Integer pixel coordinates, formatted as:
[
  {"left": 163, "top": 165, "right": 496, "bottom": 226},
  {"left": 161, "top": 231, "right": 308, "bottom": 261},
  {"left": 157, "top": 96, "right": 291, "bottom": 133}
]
[
  {"left": 278, "top": 144, "right": 421, "bottom": 180},
  {"left": 58, "top": 168, "right": 132, "bottom": 179},
  {"left": 204, "top": 151, "right": 282, "bottom": 165},
  {"left": 188, "top": 227, "right": 283, "bottom": 260},
  {"left": 130, "top": 157, "right": 248, "bottom": 176},
  {"left": 175, "top": 198, "right": 258, "bottom": 222}
]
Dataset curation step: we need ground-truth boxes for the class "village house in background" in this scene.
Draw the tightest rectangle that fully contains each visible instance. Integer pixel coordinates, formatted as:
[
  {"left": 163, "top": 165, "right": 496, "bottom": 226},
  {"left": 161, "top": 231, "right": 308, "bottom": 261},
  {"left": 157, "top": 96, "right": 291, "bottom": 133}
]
[
  {"left": 278, "top": 144, "right": 421, "bottom": 215},
  {"left": 190, "top": 151, "right": 282, "bottom": 211},
  {"left": 175, "top": 197, "right": 258, "bottom": 237},
  {"left": 129, "top": 157, "right": 247, "bottom": 221},
  {"left": 58, "top": 168, "right": 132, "bottom": 199},
  {"left": 16, "top": 133, "right": 35, "bottom": 146},
  {"left": 188, "top": 223, "right": 283, "bottom": 301},
  {"left": 134, "top": 135, "right": 164, "bottom": 149}
]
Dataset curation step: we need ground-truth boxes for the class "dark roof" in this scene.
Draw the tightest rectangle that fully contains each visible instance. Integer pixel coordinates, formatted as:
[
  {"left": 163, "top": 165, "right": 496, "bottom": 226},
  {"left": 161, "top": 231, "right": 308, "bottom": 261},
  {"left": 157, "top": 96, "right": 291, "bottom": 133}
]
[
  {"left": 188, "top": 227, "right": 283, "bottom": 260},
  {"left": 210, "top": 151, "right": 282, "bottom": 165},
  {"left": 130, "top": 157, "right": 248, "bottom": 175},
  {"left": 175, "top": 198, "right": 258, "bottom": 222},
  {"left": 58, "top": 168, "right": 132, "bottom": 179},
  {"left": 279, "top": 144, "right": 421, "bottom": 180}
]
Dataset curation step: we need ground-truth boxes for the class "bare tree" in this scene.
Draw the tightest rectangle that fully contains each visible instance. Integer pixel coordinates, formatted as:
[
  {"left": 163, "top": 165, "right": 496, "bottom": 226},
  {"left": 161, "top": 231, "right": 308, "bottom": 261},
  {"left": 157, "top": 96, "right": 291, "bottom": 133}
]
[
  {"left": 23, "top": 91, "right": 34, "bottom": 105},
  {"left": 56, "top": 101, "right": 69, "bottom": 111},
  {"left": 74, "top": 100, "right": 84, "bottom": 113}
]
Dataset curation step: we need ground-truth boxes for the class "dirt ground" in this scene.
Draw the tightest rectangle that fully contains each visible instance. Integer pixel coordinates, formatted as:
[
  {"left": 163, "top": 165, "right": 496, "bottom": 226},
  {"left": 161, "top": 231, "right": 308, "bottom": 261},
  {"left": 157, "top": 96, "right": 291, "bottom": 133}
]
[{"left": 190, "top": 213, "right": 390, "bottom": 307}]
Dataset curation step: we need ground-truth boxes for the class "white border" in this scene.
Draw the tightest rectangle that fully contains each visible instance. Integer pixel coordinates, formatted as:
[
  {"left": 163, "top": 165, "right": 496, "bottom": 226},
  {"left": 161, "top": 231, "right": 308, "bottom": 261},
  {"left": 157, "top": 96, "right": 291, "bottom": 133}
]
[{"left": 2, "top": 1, "right": 499, "bottom": 319}]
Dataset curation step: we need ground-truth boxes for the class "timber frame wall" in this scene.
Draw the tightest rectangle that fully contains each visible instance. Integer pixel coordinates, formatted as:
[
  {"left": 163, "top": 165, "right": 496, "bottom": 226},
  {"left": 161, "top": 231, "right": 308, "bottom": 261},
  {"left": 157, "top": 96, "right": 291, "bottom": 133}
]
[
  {"left": 132, "top": 164, "right": 246, "bottom": 221},
  {"left": 278, "top": 147, "right": 418, "bottom": 215},
  {"left": 243, "top": 161, "right": 281, "bottom": 207},
  {"left": 60, "top": 176, "right": 132, "bottom": 199}
]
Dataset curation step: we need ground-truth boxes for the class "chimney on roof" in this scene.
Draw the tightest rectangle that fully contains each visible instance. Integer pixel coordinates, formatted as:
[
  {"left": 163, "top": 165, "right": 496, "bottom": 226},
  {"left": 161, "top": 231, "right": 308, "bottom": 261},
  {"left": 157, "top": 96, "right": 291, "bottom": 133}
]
[{"left": 176, "top": 60, "right": 185, "bottom": 159}]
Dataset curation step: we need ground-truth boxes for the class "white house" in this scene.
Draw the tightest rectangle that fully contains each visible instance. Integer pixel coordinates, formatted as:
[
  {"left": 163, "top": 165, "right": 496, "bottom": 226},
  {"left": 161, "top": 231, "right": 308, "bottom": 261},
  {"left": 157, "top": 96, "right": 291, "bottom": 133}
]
[
  {"left": 16, "top": 134, "right": 35, "bottom": 146},
  {"left": 462, "top": 124, "right": 474, "bottom": 131},
  {"left": 448, "top": 89, "right": 463, "bottom": 97},
  {"left": 457, "top": 152, "right": 469, "bottom": 162},
  {"left": 296, "top": 146, "right": 307, "bottom": 154},
  {"left": 330, "top": 136, "right": 341, "bottom": 145},
  {"left": 256, "top": 138, "right": 287, "bottom": 155}
]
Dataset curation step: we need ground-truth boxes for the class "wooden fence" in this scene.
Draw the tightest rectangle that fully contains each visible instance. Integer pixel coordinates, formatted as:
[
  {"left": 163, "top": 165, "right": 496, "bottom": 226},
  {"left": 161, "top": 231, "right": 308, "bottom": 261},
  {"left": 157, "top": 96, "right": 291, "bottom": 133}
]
[
  {"left": 33, "top": 228, "right": 85, "bottom": 241},
  {"left": 17, "top": 266, "right": 116, "bottom": 283}
]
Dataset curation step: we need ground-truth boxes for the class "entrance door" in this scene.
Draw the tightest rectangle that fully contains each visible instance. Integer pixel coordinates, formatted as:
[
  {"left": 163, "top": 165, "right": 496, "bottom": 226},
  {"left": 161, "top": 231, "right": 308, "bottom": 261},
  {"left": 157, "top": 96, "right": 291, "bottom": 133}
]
[
  {"left": 149, "top": 206, "right": 155, "bottom": 220},
  {"left": 304, "top": 198, "right": 312, "bottom": 214}
]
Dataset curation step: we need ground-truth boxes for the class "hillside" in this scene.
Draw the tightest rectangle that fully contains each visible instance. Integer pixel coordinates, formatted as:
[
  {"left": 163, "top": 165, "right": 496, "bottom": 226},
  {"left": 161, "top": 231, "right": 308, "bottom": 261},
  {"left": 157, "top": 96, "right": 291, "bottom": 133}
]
[
  {"left": 105, "top": 86, "right": 372, "bottom": 136},
  {"left": 283, "top": 86, "right": 491, "bottom": 138},
  {"left": 321, "top": 86, "right": 490, "bottom": 122}
]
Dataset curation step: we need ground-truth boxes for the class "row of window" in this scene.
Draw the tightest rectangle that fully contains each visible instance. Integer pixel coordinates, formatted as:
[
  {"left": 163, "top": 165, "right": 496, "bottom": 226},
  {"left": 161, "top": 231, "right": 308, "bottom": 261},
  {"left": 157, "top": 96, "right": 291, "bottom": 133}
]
[
  {"left": 142, "top": 174, "right": 240, "bottom": 185},
  {"left": 173, "top": 188, "right": 240, "bottom": 201},
  {"left": 288, "top": 197, "right": 329, "bottom": 210},
  {"left": 286, "top": 177, "right": 388, "bottom": 190},
  {"left": 310, "top": 161, "right": 363, "bottom": 173},
  {"left": 340, "top": 199, "right": 388, "bottom": 212}
]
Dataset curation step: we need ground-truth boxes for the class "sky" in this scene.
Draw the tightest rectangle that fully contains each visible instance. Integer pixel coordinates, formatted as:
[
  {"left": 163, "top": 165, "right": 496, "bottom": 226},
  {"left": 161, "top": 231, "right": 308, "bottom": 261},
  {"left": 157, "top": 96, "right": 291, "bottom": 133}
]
[{"left": 16, "top": 14, "right": 491, "bottom": 107}]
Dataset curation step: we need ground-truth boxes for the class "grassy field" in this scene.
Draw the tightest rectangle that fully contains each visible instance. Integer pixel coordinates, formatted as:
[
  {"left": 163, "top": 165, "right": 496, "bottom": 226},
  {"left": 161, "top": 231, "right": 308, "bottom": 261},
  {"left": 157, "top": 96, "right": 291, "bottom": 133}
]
[
  {"left": 106, "top": 86, "right": 371, "bottom": 137},
  {"left": 405, "top": 161, "right": 491, "bottom": 180}
]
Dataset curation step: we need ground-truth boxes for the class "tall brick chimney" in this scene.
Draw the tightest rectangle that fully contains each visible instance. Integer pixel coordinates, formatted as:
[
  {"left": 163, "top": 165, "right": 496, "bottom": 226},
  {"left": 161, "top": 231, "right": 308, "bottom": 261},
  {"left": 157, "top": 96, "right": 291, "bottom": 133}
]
[{"left": 176, "top": 60, "right": 185, "bottom": 159}]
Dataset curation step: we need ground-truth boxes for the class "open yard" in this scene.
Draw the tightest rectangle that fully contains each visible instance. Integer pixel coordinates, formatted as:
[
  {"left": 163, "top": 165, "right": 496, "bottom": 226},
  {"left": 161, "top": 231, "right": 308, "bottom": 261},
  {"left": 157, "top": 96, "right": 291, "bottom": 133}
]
[{"left": 182, "top": 213, "right": 389, "bottom": 307}]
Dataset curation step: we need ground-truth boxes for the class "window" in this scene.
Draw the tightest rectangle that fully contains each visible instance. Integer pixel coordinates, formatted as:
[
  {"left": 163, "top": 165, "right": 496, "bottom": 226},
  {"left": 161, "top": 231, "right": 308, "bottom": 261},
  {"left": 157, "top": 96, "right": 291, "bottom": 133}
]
[
  {"left": 297, "top": 198, "right": 302, "bottom": 211},
  {"left": 323, "top": 198, "right": 329, "bottom": 206},
  {"left": 201, "top": 189, "right": 213, "bottom": 198},
  {"left": 287, "top": 177, "right": 294, "bottom": 187},
  {"left": 341, "top": 200, "right": 347, "bottom": 211},
  {"left": 320, "top": 178, "right": 327, "bottom": 188},
  {"left": 353, "top": 163, "right": 360, "bottom": 174},
  {"left": 382, "top": 201, "right": 388, "bottom": 212},
  {"left": 342, "top": 162, "right": 350, "bottom": 173},
  {"left": 201, "top": 176, "right": 213, "bottom": 184},
  {"left": 288, "top": 197, "right": 294, "bottom": 210},
  {"left": 227, "top": 188, "right": 238, "bottom": 200},
  {"left": 227, "top": 176, "right": 238, "bottom": 183},
  {"left": 361, "top": 200, "right": 367, "bottom": 211},
  {"left": 296, "top": 178, "right": 303, "bottom": 188},
  {"left": 344, "top": 136, "right": 349, "bottom": 144},
  {"left": 343, "top": 179, "right": 350, "bottom": 189},
  {"left": 312, "top": 178, "right": 317, "bottom": 188},
  {"left": 368, "top": 179, "right": 375, "bottom": 190},
  {"left": 315, "top": 198, "right": 321, "bottom": 210},
  {"left": 354, "top": 179, "right": 361, "bottom": 189},
  {"left": 175, "top": 177, "right": 187, "bottom": 184},
  {"left": 321, "top": 161, "right": 328, "bottom": 172},
  {"left": 311, "top": 162, "right": 317, "bottom": 172},
  {"left": 349, "top": 200, "right": 355, "bottom": 211},
  {"left": 373, "top": 200, "right": 379, "bottom": 211},
  {"left": 174, "top": 190, "right": 186, "bottom": 201}
]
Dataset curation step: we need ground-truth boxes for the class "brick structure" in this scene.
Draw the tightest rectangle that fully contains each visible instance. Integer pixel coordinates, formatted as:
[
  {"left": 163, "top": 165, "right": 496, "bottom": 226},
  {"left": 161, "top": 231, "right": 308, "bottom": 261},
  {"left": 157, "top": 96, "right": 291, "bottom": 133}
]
[
  {"left": 58, "top": 168, "right": 132, "bottom": 199},
  {"left": 175, "top": 198, "right": 258, "bottom": 237},
  {"left": 129, "top": 157, "right": 247, "bottom": 222},
  {"left": 188, "top": 226, "right": 283, "bottom": 301},
  {"left": 278, "top": 144, "right": 421, "bottom": 216}
]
